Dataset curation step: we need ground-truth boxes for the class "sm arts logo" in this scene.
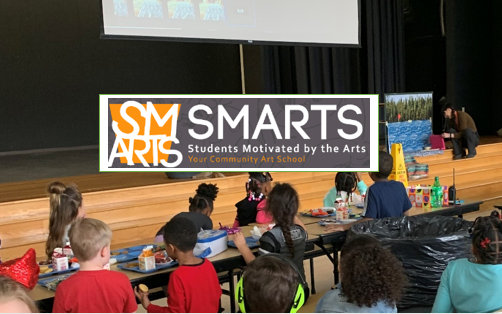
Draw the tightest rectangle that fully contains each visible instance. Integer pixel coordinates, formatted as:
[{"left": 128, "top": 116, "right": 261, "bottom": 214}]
[{"left": 108, "top": 101, "right": 182, "bottom": 167}]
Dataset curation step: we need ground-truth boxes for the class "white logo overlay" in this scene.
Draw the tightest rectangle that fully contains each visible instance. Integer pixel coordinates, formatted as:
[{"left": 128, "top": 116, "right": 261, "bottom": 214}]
[{"left": 100, "top": 95, "right": 379, "bottom": 172}]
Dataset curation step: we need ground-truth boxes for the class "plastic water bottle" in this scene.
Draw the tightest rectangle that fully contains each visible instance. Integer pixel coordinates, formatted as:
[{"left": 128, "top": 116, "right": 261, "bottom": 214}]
[{"left": 431, "top": 177, "right": 443, "bottom": 208}]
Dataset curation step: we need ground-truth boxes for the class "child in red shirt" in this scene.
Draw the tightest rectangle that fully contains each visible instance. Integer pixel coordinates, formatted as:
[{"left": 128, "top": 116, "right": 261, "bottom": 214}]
[
  {"left": 53, "top": 218, "right": 137, "bottom": 313},
  {"left": 135, "top": 216, "right": 222, "bottom": 313}
]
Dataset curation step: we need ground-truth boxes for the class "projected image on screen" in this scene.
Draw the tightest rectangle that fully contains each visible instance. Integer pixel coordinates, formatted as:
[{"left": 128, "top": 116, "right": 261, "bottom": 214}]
[
  {"left": 102, "top": 0, "right": 360, "bottom": 46},
  {"left": 134, "top": 0, "right": 164, "bottom": 18},
  {"left": 199, "top": 0, "right": 225, "bottom": 21},
  {"left": 114, "top": 0, "right": 129, "bottom": 17},
  {"left": 168, "top": 0, "right": 196, "bottom": 19}
]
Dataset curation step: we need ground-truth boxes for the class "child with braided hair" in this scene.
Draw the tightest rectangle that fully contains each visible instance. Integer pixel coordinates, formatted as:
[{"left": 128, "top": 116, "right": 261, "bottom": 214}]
[
  {"left": 233, "top": 183, "right": 310, "bottom": 301},
  {"left": 233, "top": 172, "right": 274, "bottom": 227},
  {"left": 323, "top": 172, "right": 367, "bottom": 207},
  {"left": 432, "top": 211, "right": 502, "bottom": 313}
]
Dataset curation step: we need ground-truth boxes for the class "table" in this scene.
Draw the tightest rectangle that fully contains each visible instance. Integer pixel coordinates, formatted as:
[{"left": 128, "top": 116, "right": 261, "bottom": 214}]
[
  {"left": 299, "top": 198, "right": 482, "bottom": 226},
  {"left": 31, "top": 226, "right": 320, "bottom": 313},
  {"left": 300, "top": 198, "right": 483, "bottom": 284},
  {"left": 32, "top": 197, "right": 482, "bottom": 312},
  {"left": 298, "top": 207, "right": 364, "bottom": 225}
]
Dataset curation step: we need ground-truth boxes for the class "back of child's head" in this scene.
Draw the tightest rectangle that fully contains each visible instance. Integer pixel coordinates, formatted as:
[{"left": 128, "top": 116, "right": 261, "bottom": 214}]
[
  {"left": 340, "top": 235, "right": 407, "bottom": 308},
  {"left": 69, "top": 218, "right": 112, "bottom": 262},
  {"left": 0, "top": 276, "right": 38, "bottom": 313},
  {"left": 46, "top": 182, "right": 83, "bottom": 259},
  {"left": 267, "top": 183, "right": 299, "bottom": 256},
  {"left": 335, "top": 172, "right": 358, "bottom": 194},
  {"left": 342, "top": 234, "right": 380, "bottom": 255},
  {"left": 241, "top": 255, "right": 299, "bottom": 313},
  {"left": 470, "top": 211, "right": 502, "bottom": 264},
  {"left": 247, "top": 172, "right": 273, "bottom": 201},
  {"left": 188, "top": 183, "right": 219, "bottom": 214},
  {"left": 162, "top": 216, "right": 197, "bottom": 252},
  {"left": 374, "top": 151, "right": 393, "bottom": 180}
]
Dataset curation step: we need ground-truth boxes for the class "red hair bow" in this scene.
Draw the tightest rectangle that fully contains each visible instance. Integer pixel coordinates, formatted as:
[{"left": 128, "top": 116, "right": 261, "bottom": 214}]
[
  {"left": 0, "top": 248, "right": 40, "bottom": 290},
  {"left": 480, "top": 238, "right": 491, "bottom": 249}
]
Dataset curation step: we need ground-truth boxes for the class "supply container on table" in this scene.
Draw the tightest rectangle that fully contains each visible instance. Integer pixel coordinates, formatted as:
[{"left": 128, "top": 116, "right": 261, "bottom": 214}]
[{"left": 194, "top": 229, "right": 228, "bottom": 258}]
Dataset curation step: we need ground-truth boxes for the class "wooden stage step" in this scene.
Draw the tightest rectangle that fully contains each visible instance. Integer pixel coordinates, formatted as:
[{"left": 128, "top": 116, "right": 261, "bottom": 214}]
[{"left": 0, "top": 142, "right": 501, "bottom": 260}]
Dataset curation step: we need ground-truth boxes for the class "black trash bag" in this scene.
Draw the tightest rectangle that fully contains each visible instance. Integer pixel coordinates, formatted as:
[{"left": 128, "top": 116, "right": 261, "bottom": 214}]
[{"left": 347, "top": 215, "right": 473, "bottom": 310}]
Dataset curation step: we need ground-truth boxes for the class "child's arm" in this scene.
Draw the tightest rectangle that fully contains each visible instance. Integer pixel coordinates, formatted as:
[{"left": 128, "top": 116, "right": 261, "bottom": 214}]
[
  {"left": 142, "top": 275, "right": 186, "bottom": 313},
  {"left": 233, "top": 231, "right": 256, "bottom": 264},
  {"left": 323, "top": 187, "right": 337, "bottom": 207},
  {"left": 232, "top": 218, "right": 240, "bottom": 229},
  {"left": 293, "top": 215, "right": 307, "bottom": 231},
  {"left": 356, "top": 180, "right": 368, "bottom": 195},
  {"left": 134, "top": 286, "right": 151, "bottom": 310}
]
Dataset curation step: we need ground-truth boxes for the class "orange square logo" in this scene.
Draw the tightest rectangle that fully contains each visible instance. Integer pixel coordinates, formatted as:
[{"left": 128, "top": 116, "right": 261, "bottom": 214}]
[{"left": 109, "top": 101, "right": 182, "bottom": 167}]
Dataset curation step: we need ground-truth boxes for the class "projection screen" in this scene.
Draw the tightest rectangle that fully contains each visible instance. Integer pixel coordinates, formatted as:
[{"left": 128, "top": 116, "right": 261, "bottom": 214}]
[{"left": 101, "top": 0, "right": 360, "bottom": 46}]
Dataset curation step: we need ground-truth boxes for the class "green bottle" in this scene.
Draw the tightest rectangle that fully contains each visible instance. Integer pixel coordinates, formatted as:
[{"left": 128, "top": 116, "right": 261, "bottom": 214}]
[{"left": 431, "top": 177, "right": 443, "bottom": 208}]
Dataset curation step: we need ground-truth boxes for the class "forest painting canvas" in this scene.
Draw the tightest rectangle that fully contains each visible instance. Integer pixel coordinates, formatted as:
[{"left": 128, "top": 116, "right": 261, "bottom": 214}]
[{"left": 385, "top": 92, "right": 433, "bottom": 152}]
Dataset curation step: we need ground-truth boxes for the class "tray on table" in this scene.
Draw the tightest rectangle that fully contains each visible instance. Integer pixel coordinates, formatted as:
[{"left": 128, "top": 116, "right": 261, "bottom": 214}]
[{"left": 227, "top": 236, "right": 260, "bottom": 249}]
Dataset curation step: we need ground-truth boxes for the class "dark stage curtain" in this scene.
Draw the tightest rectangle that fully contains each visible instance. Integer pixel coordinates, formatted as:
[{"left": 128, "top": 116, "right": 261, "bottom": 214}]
[{"left": 262, "top": 0, "right": 406, "bottom": 97}]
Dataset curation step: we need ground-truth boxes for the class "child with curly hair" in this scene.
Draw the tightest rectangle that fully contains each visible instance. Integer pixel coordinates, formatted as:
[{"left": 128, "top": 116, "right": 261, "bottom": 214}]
[
  {"left": 316, "top": 234, "right": 407, "bottom": 313},
  {"left": 432, "top": 211, "right": 502, "bottom": 313},
  {"left": 155, "top": 183, "right": 219, "bottom": 242},
  {"left": 136, "top": 217, "right": 221, "bottom": 313}
]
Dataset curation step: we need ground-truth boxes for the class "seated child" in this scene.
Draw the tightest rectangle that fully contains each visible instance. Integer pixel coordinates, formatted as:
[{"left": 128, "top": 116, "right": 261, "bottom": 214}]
[
  {"left": 432, "top": 211, "right": 502, "bottom": 313},
  {"left": 0, "top": 249, "right": 40, "bottom": 313},
  {"left": 316, "top": 234, "right": 407, "bottom": 313},
  {"left": 233, "top": 172, "right": 273, "bottom": 228},
  {"left": 237, "top": 254, "right": 306, "bottom": 313},
  {"left": 136, "top": 217, "right": 222, "bottom": 313},
  {"left": 323, "top": 172, "right": 367, "bottom": 207},
  {"left": 233, "top": 183, "right": 309, "bottom": 300},
  {"left": 254, "top": 172, "right": 274, "bottom": 224},
  {"left": 53, "top": 218, "right": 137, "bottom": 313},
  {"left": 155, "top": 183, "right": 219, "bottom": 242},
  {"left": 327, "top": 151, "right": 412, "bottom": 232},
  {"left": 0, "top": 277, "right": 38, "bottom": 313},
  {"left": 45, "top": 181, "right": 87, "bottom": 260}
]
